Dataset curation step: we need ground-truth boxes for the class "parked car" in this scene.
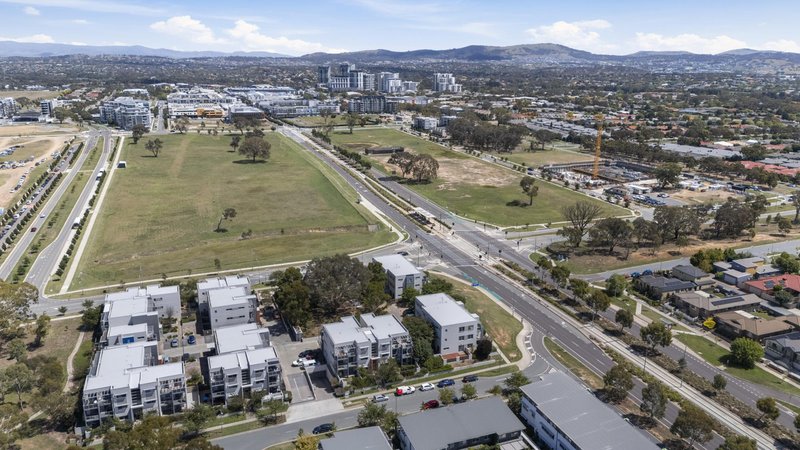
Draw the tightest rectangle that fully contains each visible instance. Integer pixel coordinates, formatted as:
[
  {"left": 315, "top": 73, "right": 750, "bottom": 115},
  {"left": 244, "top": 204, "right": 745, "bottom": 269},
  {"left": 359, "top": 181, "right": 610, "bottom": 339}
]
[
  {"left": 658, "top": 193, "right": 669, "bottom": 198},
  {"left": 462, "top": 375, "right": 478, "bottom": 383},
  {"left": 419, "top": 382, "right": 435, "bottom": 391},
  {"left": 292, "top": 358, "right": 316, "bottom": 368},
  {"left": 422, "top": 399, "right": 440, "bottom": 410},
  {"left": 397, "top": 251, "right": 409, "bottom": 256},
  {"left": 313, "top": 423, "right": 334, "bottom": 434},
  {"left": 395, "top": 385, "right": 416, "bottom": 396},
  {"left": 187, "top": 335, "right": 196, "bottom": 345},
  {"left": 642, "top": 269, "right": 654, "bottom": 276},
  {"left": 170, "top": 339, "right": 178, "bottom": 348},
  {"left": 372, "top": 394, "right": 389, "bottom": 403},
  {"left": 437, "top": 379, "right": 455, "bottom": 388}
]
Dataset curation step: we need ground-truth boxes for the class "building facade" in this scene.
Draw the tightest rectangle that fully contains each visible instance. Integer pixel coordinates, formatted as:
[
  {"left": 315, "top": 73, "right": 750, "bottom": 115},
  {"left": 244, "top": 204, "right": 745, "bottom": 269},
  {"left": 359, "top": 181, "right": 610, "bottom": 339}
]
[
  {"left": 207, "top": 286, "right": 258, "bottom": 330},
  {"left": 99, "top": 97, "right": 152, "bottom": 130},
  {"left": 432, "top": 73, "right": 462, "bottom": 93},
  {"left": 372, "top": 254, "right": 423, "bottom": 300},
  {"left": 414, "top": 293, "right": 482, "bottom": 355}
]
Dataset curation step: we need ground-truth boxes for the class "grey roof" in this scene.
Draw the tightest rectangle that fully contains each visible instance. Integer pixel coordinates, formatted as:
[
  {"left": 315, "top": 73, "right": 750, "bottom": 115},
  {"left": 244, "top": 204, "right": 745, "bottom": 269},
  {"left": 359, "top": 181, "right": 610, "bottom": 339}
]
[
  {"left": 723, "top": 269, "right": 751, "bottom": 279},
  {"left": 672, "top": 264, "right": 708, "bottom": 279},
  {"left": 208, "top": 286, "right": 252, "bottom": 308},
  {"left": 214, "top": 323, "right": 270, "bottom": 354},
  {"left": 320, "top": 427, "right": 392, "bottom": 450},
  {"left": 521, "top": 372, "right": 659, "bottom": 450},
  {"left": 415, "top": 293, "right": 477, "bottom": 327},
  {"left": 398, "top": 396, "right": 523, "bottom": 450},
  {"left": 637, "top": 275, "right": 695, "bottom": 291},
  {"left": 323, "top": 316, "right": 371, "bottom": 346},
  {"left": 768, "top": 331, "right": 800, "bottom": 352},
  {"left": 673, "top": 292, "right": 761, "bottom": 312},
  {"left": 360, "top": 313, "right": 408, "bottom": 340},
  {"left": 662, "top": 142, "right": 741, "bottom": 159},
  {"left": 732, "top": 257, "right": 764, "bottom": 269},
  {"left": 373, "top": 254, "right": 420, "bottom": 277}
]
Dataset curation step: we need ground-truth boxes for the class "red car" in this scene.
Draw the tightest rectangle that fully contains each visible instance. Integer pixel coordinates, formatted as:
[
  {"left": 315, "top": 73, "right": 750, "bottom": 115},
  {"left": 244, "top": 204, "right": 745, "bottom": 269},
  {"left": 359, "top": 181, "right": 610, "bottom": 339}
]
[{"left": 422, "top": 399, "right": 439, "bottom": 410}]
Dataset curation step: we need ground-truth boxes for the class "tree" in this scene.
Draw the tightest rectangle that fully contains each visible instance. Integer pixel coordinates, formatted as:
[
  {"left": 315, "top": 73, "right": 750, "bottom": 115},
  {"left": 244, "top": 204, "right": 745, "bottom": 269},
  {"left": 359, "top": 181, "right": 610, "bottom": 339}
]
[
  {"left": 461, "top": 383, "right": 477, "bottom": 400},
  {"left": 793, "top": 190, "right": 800, "bottom": 224},
  {"left": 388, "top": 152, "right": 416, "bottom": 178},
  {"left": 439, "top": 387, "right": 455, "bottom": 405},
  {"left": 256, "top": 399, "right": 285, "bottom": 425},
  {"left": 238, "top": 136, "right": 271, "bottom": 162},
  {"left": 602, "top": 365, "right": 633, "bottom": 403},
  {"left": 131, "top": 124, "right": 148, "bottom": 144},
  {"left": 712, "top": 374, "right": 727, "bottom": 393},
  {"left": 586, "top": 290, "right": 611, "bottom": 321},
  {"left": 174, "top": 116, "right": 189, "bottom": 134},
  {"left": 504, "top": 371, "right": 530, "bottom": 392},
  {"left": 606, "top": 274, "right": 628, "bottom": 297},
  {"left": 0, "top": 281, "right": 38, "bottom": 338},
  {"left": 639, "top": 381, "right": 667, "bottom": 424},
  {"left": 105, "top": 415, "right": 181, "bottom": 450},
  {"left": 229, "top": 135, "right": 241, "bottom": 153},
  {"left": 2, "top": 363, "right": 34, "bottom": 410},
  {"left": 559, "top": 201, "right": 603, "bottom": 247},
  {"left": 615, "top": 308, "right": 633, "bottom": 332},
  {"left": 375, "top": 359, "right": 402, "bottom": 387},
  {"left": 183, "top": 404, "right": 214, "bottom": 435},
  {"left": 519, "top": 176, "right": 538, "bottom": 206},
  {"left": 654, "top": 162, "right": 682, "bottom": 189},
  {"left": 654, "top": 206, "right": 703, "bottom": 242},
  {"left": 345, "top": 113, "right": 358, "bottom": 134},
  {"left": 570, "top": 278, "right": 591, "bottom": 300},
  {"left": 640, "top": 321, "right": 672, "bottom": 355},
  {"left": 215, "top": 207, "right": 237, "bottom": 232},
  {"left": 58, "top": 306, "right": 67, "bottom": 316},
  {"left": 778, "top": 216, "right": 793, "bottom": 234},
  {"left": 34, "top": 313, "right": 50, "bottom": 347},
  {"left": 272, "top": 267, "right": 311, "bottom": 328},
  {"left": 795, "top": 413, "right": 800, "bottom": 433},
  {"left": 772, "top": 252, "right": 800, "bottom": 274},
  {"left": 422, "top": 277, "right": 453, "bottom": 295},
  {"left": 729, "top": 337, "right": 763, "bottom": 369},
  {"left": 52, "top": 107, "right": 71, "bottom": 124},
  {"left": 81, "top": 305, "right": 101, "bottom": 331},
  {"left": 588, "top": 217, "right": 631, "bottom": 254},
  {"left": 403, "top": 316, "right": 434, "bottom": 365},
  {"left": 712, "top": 199, "right": 759, "bottom": 239},
  {"left": 304, "top": 254, "right": 371, "bottom": 317},
  {"left": 474, "top": 337, "right": 493, "bottom": 361},
  {"left": 7, "top": 338, "right": 26, "bottom": 362},
  {"left": 294, "top": 434, "right": 320, "bottom": 450},
  {"left": 717, "top": 435, "right": 757, "bottom": 450},
  {"left": 400, "top": 286, "right": 420, "bottom": 307},
  {"left": 411, "top": 154, "right": 439, "bottom": 183},
  {"left": 549, "top": 265, "right": 570, "bottom": 286},
  {"left": 774, "top": 289, "right": 795, "bottom": 307},
  {"left": 756, "top": 397, "right": 780, "bottom": 424},
  {"left": 671, "top": 404, "right": 714, "bottom": 448},
  {"left": 144, "top": 138, "right": 163, "bottom": 157},
  {"left": 356, "top": 403, "right": 397, "bottom": 432}
]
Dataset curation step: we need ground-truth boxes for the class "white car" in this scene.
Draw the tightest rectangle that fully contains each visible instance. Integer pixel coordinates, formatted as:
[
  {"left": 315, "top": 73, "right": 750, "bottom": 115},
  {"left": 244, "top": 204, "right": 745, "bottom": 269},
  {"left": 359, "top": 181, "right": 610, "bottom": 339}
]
[
  {"left": 419, "top": 382, "right": 435, "bottom": 391},
  {"left": 395, "top": 385, "right": 416, "bottom": 396}
]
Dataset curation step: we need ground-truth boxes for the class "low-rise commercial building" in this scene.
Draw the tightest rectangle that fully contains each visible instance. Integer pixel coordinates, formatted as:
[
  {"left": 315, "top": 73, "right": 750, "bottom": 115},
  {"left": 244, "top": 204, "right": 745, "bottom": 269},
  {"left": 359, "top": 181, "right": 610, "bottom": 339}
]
[
  {"left": 372, "top": 254, "right": 423, "bottom": 300},
  {"left": 207, "top": 323, "right": 282, "bottom": 405},
  {"left": 520, "top": 372, "right": 659, "bottom": 450},
  {"left": 397, "top": 396, "right": 524, "bottom": 450},
  {"left": 82, "top": 341, "right": 185, "bottom": 427},
  {"left": 414, "top": 293, "right": 482, "bottom": 355},
  {"left": 320, "top": 314, "right": 412, "bottom": 380}
]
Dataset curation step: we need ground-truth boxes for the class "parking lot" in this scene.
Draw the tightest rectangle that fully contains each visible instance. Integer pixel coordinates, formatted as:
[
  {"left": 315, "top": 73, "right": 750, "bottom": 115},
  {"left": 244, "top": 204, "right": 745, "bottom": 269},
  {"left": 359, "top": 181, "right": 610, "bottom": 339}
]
[{"left": 267, "top": 317, "right": 334, "bottom": 403}]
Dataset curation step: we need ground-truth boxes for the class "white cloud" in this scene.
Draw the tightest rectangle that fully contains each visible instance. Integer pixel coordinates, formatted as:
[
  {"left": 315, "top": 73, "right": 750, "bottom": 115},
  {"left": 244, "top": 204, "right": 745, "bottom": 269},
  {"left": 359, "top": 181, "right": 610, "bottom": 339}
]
[
  {"left": 69, "top": 41, "right": 86, "bottom": 45},
  {"left": 150, "top": 16, "right": 225, "bottom": 45},
  {"left": 0, "top": 33, "right": 54, "bottom": 43},
  {"left": 350, "top": 0, "right": 442, "bottom": 16},
  {"left": 0, "top": 0, "right": 161, "bottom": 15},
  {"left": 226, "top": 20, "right": 346, "bottom": 55},
  {"left": 633, "top": 32, "right": 746, "bottom": 54},
  {"left": 761, "top": 39, "right": 800, "bottom": 53},
  {"left": 71, "top": 18, "right": 89, "bottom": 25},
  {"left": 23, "top": 5, "right": 40, "bottom": 15},
  {"left": 526, "top": 19, "right": 614, "bottom": 52}
]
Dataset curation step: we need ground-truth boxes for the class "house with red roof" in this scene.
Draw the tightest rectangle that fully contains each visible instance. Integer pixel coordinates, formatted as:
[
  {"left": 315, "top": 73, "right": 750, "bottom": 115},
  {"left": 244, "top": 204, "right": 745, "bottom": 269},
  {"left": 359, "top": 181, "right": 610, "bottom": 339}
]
[{"left": 744, "top": 274, "right": 800, "bottom": 301}]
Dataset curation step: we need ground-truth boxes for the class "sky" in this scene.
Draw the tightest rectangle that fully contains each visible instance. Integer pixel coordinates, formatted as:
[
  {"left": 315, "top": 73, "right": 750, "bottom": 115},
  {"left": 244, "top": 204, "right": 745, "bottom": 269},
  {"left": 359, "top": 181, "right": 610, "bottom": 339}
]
[{"left": 0, "top": 0, "right": 798, "bottom": 56}]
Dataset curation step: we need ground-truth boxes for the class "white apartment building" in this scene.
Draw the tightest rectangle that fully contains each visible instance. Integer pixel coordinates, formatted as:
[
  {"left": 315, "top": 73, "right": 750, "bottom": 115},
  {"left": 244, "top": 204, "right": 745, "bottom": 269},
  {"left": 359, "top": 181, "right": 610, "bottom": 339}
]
[
  {"left": 100, "top": 296, "right": 160, "bottom": 347},
  {"left": 99, "top": 96, "right": 152, "bottom": 130},
  {"left": 0, "top": 97, "right": 17, "bottom": 118},
  {"left": 257, "top": 99, "right": 340, "bottom": 118},
  {"left": 412, "top": 116, "right": 440, "bottom": 131},
  {"left": 40, "top": 98, "right": 60, "bottom": 117},
  {"left": 372, "top": 254, "right": 423, "bottom": 300},
  {"left": 520, "top": 372, "right": 659, "bottom": 450},
  {"left": 207, "top": 323, "right": 282, "bottom": 405},
  {"left": 321, "top": 314, "right": 412, "bottom": 380},
  {"left": 82, "top": 341, "right": 186, "bottom": 427},
  {"left": 207, "top": 286, "right": 258, "bottom": 330},
  {"left": 198, "top": 275, "right": 251, "bottom": 304},
  {"left": 414, "top": 293, "right": 482, "bottom": 355},
  {"left": 105, "top": 284, "right": 182, "bottom": 319},
  {"left": 433, "top": 73, "right": 462, "bottom": 93}
]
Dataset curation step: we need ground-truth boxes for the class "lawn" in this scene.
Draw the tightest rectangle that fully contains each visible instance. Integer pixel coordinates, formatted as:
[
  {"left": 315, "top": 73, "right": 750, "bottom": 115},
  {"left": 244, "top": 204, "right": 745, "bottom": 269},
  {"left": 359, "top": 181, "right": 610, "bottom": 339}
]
[
  {"left": 543, "top": 337, "right": 603, "bottom": 389},
  {"left": 72, "top": 133, "right": 394, "bottom": 289},
  {"left": 0, "top": 317, "right": 83, "bottom": 374},
  {"left": 286, "top": 114, "right": 379, "bottom": 128},
  {"left": 675, "top": 334, "right": 800, "bottom": 397},
  {"left": 331, "top": 129, "right": 624, "bottom": 226},
  {"left": 437, "top": 274, "right": 523, "bottom": 361}
]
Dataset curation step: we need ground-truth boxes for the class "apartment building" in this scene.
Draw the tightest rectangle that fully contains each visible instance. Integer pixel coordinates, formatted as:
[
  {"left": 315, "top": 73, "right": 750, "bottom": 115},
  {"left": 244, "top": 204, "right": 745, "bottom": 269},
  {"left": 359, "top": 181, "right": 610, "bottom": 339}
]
[
  {"left": 100, "top": 296, "right": 160, "bottom": 346},
  {"left": 40, "top": 98, "right": 61, "bottom": 117},
  {"left": 207, "top": 323, "right": 282, "bottom": 405},
  {"left": 206, "top": 286, "right": 258, "bottom": 330},
  {"left": 321, "top": 314, "right": 412, "bottom": 380},
  {"left": 99, "top": 96, "right": 152, "bottom": 130},
  {"left": 106, "top": 284, "right": 181, "bottom": 318},
  {"left": 412, "top": 116, "right": 440, "bottom": 131},
  {"left": 372, "top": 254, "right": 423, "bottom": 300},
  {"left": 520, "top": 372, "right": 659, "bottom": 450},
  {"left": 318, "top": 63, "right": 378, "bottom": 92},
  {"left": 82, "top": 341, "right": 185, "bottom": 427},
  {"left": 0, "top": 97, "right": 17, "bottom": 118},
  {"left": 433, "top": 73, "right": 462, "bottom": 93},
  {"left": 198, "top": 275, "right": 251, "bottom": 304},
  {"left": 166, "top": 87, "right": 237, "bottom": 118},
  {"left": 414, "top": 293, "right": 482, "bottom": 355},
  {"left": 258, "top": 98, "right": 340, "bottom": 118},
  {"left": 348, "top": 95, "right": 395, "bottom": 114}
]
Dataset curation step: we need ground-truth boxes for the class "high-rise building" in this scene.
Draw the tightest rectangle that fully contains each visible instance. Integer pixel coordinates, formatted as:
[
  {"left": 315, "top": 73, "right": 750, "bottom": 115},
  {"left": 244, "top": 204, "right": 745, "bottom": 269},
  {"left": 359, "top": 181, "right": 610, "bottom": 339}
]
[
  {"left": 0, "top": 97, "right": 17, "bottom": 118},
  {"left": 317, "top": 65, "right": 331, "bottom": 85},
  {"left": 433, "top": 73, "right": 463, "bottom": 93}
]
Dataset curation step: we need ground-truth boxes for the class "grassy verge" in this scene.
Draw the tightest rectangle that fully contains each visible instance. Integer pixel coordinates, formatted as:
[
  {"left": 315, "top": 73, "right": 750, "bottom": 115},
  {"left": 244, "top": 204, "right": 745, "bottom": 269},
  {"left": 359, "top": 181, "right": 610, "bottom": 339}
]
[
  {"left": 544, "top": 337, "right": 604, "bottom": 388},
  {"left": 71, "top": 339, "right": 94, "bottom": 382},
  {"left": 675, "top": 334, "right": 800, "bottom": 397},
  {"left": 205, "top": 420, "right": 266, "bottom": 439},
  {"left": 264, "top": 443, "right": 295, "bottom": 450}
]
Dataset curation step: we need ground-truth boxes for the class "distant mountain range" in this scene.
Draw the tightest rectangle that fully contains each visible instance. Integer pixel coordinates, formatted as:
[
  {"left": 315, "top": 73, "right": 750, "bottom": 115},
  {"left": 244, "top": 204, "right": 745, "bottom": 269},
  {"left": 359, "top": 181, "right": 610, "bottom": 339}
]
[
  {"left": 0, "top": 41, "right": 290, "bottom": 58},
  {"left": 1, "top": 41, "right": 799, "bottom": 71}
]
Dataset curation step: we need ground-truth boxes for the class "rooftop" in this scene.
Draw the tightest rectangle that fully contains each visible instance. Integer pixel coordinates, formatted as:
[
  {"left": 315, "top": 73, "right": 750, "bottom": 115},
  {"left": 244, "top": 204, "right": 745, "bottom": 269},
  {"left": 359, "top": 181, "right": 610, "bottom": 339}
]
[
  {"left": 768, "top": 331, "right": 800, "bottom": 352},
  {"left": 360, "top": 313, "right": 408, "bottom": 340},
  {"left": 323, "top": 316, "right": 371, "bottom": 346},
  {"left": 398, "top": 396, "right": 523, "bottom": 450},
  {"left": 198, "top": 275, "right": 250, "bottom": 293},
  {"left": 520, "top": 372, "right": 659, "bottom": 450},
  {"left": 84, "top": 341, "right": 183, "bottom": 391},
  {"left": 672, "top": 264, "right": 709, "bottom": 279},
  {"left": 104, "top": 296, "right": 149, "bottom": 321},
  {"left": 746, "top": 274, "right": 800, "bottom": 293},
  {"left": 208, "top": 286, "right": 252, "bottom": 308},
  {"left": 372, "top": 254, "right": 420, "bottom": 277},
  {"left": 673, "top": 291, "right": 761, "bottom": 312},
  {"left": 208, "top": 347, "right": 278, "bottom": 371},
  {"left": 636, "top": 275, "right": 696, "bottom": 291},
  {"left": 715, "top": 311, "right": 800, "bottom": 337},
  {"left": 415, "top": 293, "right": 477, "bottom": 327},
  {"left": 214, "top": 323, "right": 271, "bottom": 355},
  {"left": 319, "top": 426, "right": 392, "bottom": 450},
  {"left": 733, "top": 257, "right": 765, "bottom": 268}
]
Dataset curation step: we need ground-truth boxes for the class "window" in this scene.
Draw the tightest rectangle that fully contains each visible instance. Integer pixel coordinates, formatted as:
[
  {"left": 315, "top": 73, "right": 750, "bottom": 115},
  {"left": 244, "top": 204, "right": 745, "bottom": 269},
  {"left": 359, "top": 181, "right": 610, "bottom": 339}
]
[
  {"left": 458, "top": 326, "right": 465, "bottom": 332},
  {"left": 467, "top": 334, "right": 474, "bottom": 339}
]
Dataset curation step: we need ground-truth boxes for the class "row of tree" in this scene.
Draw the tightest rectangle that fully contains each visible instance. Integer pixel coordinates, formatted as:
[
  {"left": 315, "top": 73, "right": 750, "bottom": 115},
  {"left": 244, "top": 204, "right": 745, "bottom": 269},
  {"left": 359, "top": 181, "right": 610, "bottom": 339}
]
[
  {"left": 446, "top": 118, "right": 526, "bottom": 152},
  {"left": 388, "top": 152, "right": 439, "bottom": 183}
]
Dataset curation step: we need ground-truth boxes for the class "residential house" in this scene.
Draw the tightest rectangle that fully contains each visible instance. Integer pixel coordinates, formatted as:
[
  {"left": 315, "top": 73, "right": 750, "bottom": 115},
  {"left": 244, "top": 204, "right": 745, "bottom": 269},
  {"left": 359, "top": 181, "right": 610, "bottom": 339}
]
[
  {"left": 633, "top": 275, "right": 697, "bottom": 300},
  {"left": 671, "top": 264, "right": 714, "bottom": 287},
  {"left": 671, "top": 291, "right": 761, "bottom": 319},
  {"left": 372, "top": 254, "right": 423, "bottom": 300},
  {"left": 755, "top": 264, "right": 782, "bottom": 279},
  {"left": 414, "top": 293, "right": 482, "bottom": 355},
  {"left": 320, "top": 314, "right": 412, "bottom": 380},
  {"left": 206, "top": 323, "right": 282, "bottom": 405},
  {"left": 730, "top": 257, "right": 765, "bottom": 274},
  {"left": 82, "top": 341, "right": 185, "bottom": 427},
  {"left": 397, "top": 397, "right": 524, "bottom": 450},
  {"left": 714, "top": 311, "right": 800, "bottom": 342},
  {"left": 745, "top": 274, "right": 800, "bottom": 301},
  {"left": 319, "top": 427, "right": 392, "bottom": 450},
  {"left": 765, "top": 332, "right": 800, "bottom": 373}
]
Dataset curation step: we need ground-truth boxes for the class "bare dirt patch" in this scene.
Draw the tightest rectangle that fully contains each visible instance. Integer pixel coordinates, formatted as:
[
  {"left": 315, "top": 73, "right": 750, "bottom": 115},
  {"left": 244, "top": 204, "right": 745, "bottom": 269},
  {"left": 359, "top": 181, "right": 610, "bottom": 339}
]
[
  {"left": 371, "top": 152, "right": 516, "bottom": 189},
  {"left": 0, "top": 136, "right": 64, "bottom": 208},
  {"left": 0, "top": 123, "right": 77, "bottom": 137},
  {"left": 670, "top": 188, "right": 736, "bottom": 205}
]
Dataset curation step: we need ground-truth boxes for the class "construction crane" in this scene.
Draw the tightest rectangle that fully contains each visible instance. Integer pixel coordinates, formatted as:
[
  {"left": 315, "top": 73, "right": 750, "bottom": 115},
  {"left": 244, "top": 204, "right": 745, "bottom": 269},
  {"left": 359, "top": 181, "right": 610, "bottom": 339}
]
[{"left": 592, "top": 114, "right": 604, "bottom": 180}]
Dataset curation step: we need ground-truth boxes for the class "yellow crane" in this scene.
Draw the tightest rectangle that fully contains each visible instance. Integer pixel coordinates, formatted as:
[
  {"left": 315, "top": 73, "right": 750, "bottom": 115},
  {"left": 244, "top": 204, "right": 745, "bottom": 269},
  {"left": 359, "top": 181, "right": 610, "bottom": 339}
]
[{"left": 592, "top": 114, "right": 604, "bottom": 180}]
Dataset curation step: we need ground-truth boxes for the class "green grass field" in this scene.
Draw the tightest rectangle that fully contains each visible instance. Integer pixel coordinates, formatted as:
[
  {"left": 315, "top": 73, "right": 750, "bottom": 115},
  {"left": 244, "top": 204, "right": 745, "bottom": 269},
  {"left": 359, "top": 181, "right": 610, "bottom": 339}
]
[
  {"left": 499, "top": 145, "right": 594, "bottom": 168},
  {"left": 286, "top": 114, "right": 379, "bottom": 128},
  {"left": 72, "top": 133, "right": 394, "bottom": 288},
  {"left": 331, "top": 129, "right": 624, "bottom": 226}
]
